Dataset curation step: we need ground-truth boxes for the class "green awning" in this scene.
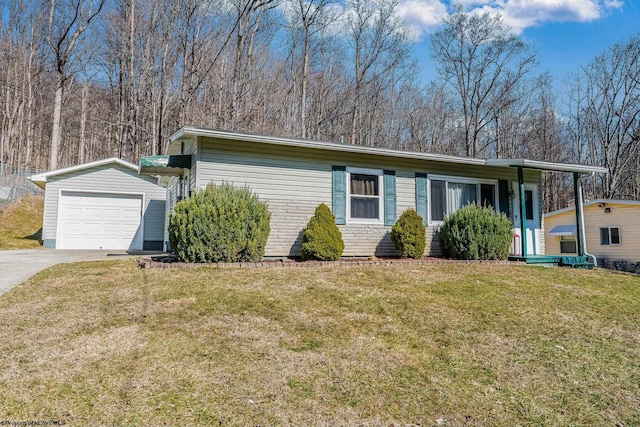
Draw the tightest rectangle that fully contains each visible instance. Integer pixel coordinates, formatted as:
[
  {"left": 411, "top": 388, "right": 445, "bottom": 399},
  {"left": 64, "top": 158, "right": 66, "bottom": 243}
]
[{"left": 139, "top": 155, "right": 191, "bottom": 176}]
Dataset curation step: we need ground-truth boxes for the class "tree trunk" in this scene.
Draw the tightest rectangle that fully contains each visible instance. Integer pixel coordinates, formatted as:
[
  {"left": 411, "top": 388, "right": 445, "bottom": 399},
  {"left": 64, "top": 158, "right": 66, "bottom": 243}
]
[
  {"left": 79, "top": 81, "right": 88, "bottom": 163},
  {"left": 50, "top": 75, "right": 64, "bottom": 170}
]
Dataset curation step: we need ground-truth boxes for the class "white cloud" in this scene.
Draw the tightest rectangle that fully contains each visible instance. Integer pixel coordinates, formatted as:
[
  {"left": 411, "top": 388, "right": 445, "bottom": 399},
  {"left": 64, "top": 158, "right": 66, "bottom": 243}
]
[
  {"left": 462, "top": 0, "right": 624, "bottom": 32},
  {"left": 393, "top": 0, "right": 624, "bottom": 37},
  {"left": 396, "top": 0, "right": 449, "bottom": 39}
]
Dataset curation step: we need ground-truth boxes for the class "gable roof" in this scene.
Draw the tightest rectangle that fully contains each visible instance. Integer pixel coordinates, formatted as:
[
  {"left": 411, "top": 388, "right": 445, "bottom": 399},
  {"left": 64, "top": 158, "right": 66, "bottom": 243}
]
[
  {"left": 544, "top": 199, "right": 640, "bottom": 217},
  {"left": 169, "top": 126, "right": 608, "bottom": 174},
  {"left": 29, "top": 157, "right": 139, "bottom": 189}
]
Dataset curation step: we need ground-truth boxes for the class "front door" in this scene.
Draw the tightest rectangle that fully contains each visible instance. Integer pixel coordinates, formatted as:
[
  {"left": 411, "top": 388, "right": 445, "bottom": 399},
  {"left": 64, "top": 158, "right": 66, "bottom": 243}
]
[{"left": 512, "top": 183, "right": 540, "bottom": 256}]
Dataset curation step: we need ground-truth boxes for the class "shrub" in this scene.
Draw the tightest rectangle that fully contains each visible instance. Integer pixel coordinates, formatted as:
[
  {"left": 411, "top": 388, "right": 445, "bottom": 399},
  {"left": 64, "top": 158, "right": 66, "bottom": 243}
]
[
  {"left": 441, "top": 203, "right": 513, "bottom": 260},
  {"left": 390, "top": 209, "right": 426, "bottom": 259},
  {"left": 168, "top": 183, "right": 271, "bottom": 263},
  {"left": 300, "top": 203, "right": 344, "bottom": 261}
]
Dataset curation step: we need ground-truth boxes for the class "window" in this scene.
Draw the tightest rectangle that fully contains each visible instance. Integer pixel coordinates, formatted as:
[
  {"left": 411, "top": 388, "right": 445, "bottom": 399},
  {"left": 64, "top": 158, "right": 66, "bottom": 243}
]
[
  {"left": 525, "top": 189, "right": 534, "bottom": 221},
  {"left": 480, "top": 184, "right": 496, "bottom": 209},
  {"left": 428, "top": 175, "right": 497, "bottom": 223},
  {"left": 560, "top": 236, "right": 577, "bottom": 254},
  {"left": 600, "top": 227, "right": 621, "bottom": 245},
  {"left": 430, "top": 180, "right": 446, "bottom": 221},
  {"left": 348, "top": 168, "right": 382, "bottom": 222}
]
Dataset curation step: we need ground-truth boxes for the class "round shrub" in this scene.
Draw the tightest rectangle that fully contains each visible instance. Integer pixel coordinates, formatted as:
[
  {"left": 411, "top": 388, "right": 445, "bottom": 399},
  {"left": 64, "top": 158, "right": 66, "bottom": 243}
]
[
  {"left": 441, "top": 203, "right": 513, "bottom": 260},
  {"left": 168, "top": 183, "right": 271, "bottom": 263},
  {"left": 390, "top": 209, "right": 426, "bottom": 259},
  {"left": 300, "top": 203, "right": 344, "bottom": 261}
]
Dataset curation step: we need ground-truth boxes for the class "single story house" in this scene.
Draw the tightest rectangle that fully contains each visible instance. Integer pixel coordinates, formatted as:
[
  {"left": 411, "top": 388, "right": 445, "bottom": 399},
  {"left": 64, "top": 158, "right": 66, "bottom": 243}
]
[
  {"left": 140, "top": 126, "right": 606, "bottom": 261},
  {"left": 30, "top": 158, "right": 166, "bottom": 250},
  {"left": 544, "top": 199, "right": 640, "bottom": 266}
]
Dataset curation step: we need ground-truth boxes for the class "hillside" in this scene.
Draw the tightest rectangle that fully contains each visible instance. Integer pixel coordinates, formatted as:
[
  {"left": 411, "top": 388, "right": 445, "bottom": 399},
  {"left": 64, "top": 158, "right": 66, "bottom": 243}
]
[{"left": 0, "top": 196, "right": 44, "bottom": 250}]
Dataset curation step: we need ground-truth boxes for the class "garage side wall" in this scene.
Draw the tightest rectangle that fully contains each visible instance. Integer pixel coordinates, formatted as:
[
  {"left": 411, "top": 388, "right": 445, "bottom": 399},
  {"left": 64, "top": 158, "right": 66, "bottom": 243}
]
[{"left": 42, "top": 164, "right": 166, "bottom": 249}]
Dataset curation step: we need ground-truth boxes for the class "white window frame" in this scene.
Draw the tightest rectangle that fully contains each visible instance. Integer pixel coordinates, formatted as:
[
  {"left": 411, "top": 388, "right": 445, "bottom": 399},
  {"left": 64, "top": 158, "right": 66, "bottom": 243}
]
[
  {"left": 346, "top": 167, "right": 384, "bottom": 224},
  {"left": 427, "top": 174, "right": 499, "bottom": 225},
  {"left": 600, "top": 226, "right": 621, "bottom": 246}
]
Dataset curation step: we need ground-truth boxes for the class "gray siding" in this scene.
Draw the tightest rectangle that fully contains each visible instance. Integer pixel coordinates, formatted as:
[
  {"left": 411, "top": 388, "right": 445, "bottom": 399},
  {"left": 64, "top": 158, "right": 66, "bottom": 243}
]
[
  {"left": 42, "top": 164, "right": 166, "bottom": 248},
  {"left": 193, "top": 137, "right": 543, "bottom": 257}
]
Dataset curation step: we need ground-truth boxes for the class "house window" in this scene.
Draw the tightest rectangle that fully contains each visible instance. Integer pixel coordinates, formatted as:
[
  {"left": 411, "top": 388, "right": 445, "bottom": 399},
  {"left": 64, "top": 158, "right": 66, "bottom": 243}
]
[
  {"left": 348, "top": 168, "right": 382, "bottom": 222},
  {"left": 600, "top": 227, "right": 621, "bottom": 245},
  {"left": 560, "top": 236, "right": 577, "bottom": 254},
  {"left": 525, "top": 189, "right": 534, "bottom": 221},
  {"left": 428, "top": 175, "right": 497, "bottom": 223}
]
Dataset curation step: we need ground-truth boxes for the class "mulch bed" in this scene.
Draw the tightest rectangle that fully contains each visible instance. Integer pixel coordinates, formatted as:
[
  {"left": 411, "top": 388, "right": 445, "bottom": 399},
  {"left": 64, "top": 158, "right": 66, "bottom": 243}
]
[{"left": 139, "top": 255, "right": 517, "bottom": 269}]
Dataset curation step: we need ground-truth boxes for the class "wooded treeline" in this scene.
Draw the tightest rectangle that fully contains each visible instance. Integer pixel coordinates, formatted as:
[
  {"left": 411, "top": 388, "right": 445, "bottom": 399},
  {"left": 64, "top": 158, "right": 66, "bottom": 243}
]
[{"left": 1, "top": 0, "right": 638, "bottom": 210}]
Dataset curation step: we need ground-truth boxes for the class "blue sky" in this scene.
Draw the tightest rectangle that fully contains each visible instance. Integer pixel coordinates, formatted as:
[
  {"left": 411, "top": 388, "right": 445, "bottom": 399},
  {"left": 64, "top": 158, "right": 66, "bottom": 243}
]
[{"left": 402, "top": 0, "right": 640, "bottom": 86}]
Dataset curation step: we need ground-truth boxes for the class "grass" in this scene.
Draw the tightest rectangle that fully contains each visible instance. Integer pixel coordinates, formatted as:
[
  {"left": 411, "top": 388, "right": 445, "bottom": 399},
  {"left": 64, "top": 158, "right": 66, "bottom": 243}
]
[
  {"left": 0, "top": 196, "right": 44, "bottom": 249},
  {"left": 0, "top": 261, "right": 638, "bottom": 426}
]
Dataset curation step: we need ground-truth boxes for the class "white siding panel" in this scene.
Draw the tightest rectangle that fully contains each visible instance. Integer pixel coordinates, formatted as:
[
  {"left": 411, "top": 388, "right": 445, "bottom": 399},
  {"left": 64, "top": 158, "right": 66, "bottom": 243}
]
[
  {"left": 396, "top": 171, "right": 415, "bottom": 216},
  {"left": 42, "top": 164, "right": 166, "bottom": 246}
]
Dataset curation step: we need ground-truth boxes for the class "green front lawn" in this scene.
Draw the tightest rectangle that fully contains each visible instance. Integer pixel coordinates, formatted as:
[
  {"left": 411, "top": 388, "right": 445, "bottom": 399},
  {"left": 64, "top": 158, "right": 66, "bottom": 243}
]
[{"left": 0, "top": 261, "right": 638, "bottom": 425}]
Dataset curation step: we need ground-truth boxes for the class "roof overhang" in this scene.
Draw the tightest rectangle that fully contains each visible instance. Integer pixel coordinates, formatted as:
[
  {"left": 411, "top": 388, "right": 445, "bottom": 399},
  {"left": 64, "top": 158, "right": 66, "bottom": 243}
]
[
  {"left": 169, "top": 127, "right": 610, "bottom": 174},
  {"left": 169, "top": 127, "right": 489, "bottom": 166},
  {"left": 28, "top": 157, "right": 138, "bottom": 189},
  {"left": 545, "top": 198, "right": 640, "bottom": 217},
  {"left": 139, "top": 155, "right": 192, "bottom": 177},
  {"left": 485, "top": 159, "right": 607, "bottom": 174}
]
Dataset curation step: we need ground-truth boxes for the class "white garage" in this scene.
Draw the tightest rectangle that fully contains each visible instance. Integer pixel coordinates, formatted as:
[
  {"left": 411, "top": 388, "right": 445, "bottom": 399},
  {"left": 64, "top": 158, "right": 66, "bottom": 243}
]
[
  {"left": 30, "top": 158, "right": 167, "bottom": 251},
  {"left": 57, "top": 191, "right": 144, "bottom": 250}
]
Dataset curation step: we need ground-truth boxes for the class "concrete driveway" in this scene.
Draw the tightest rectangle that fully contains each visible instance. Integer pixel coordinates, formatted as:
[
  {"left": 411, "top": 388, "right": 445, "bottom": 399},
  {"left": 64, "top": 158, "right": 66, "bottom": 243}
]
[{"left": 0, "top": 249, "right": 157, "bottom": 295}]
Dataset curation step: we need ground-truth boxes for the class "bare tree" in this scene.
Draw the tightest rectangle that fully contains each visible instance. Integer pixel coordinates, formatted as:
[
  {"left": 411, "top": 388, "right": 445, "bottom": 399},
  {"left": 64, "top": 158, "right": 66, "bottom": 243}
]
[
  {"left": 345, "top": 0, "right": 412, "bottom": 146},
  {"left": 578, "top": 36, "right": 640, "bottom": 198},
  {"left": 46, "top": 0, "right": 105, "bottom": 169},
  {"left": 430, "top": 8, "right": 536, "bottom": 157},
  {"left": 285, "top": 0, "right": 338, "bottom": 138}
]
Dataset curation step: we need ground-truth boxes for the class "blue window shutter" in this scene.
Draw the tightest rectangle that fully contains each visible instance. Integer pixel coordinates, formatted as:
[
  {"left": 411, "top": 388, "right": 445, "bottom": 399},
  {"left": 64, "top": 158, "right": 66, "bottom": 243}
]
[
  {"left": 383, "top": 170, "right": 396, "bottom": 226},
  {"left": 332, "top": 166, "right": 346, "bottom": 225},
  {"left": 415, "top": 173, "right": 428, "bottom": 226}
]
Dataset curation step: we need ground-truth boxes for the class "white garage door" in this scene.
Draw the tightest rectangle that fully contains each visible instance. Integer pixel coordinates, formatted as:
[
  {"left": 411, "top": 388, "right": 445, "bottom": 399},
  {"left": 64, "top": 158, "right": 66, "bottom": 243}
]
[{"left": 57, "top": 191, "right": 143, "bottom": 250}]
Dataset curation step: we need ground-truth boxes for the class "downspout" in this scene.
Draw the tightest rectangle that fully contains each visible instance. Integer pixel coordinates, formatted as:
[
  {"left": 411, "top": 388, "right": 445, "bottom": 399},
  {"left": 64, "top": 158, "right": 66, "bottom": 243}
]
[{"left": 573, "top": 172, "right": 596, "bottom": 266}]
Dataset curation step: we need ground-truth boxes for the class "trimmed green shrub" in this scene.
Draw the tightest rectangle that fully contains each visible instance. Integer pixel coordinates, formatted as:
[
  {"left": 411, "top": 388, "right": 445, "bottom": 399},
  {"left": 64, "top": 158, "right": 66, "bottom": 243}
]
[
  {"left": 300, "top": 203, "right": 344, "bottom": 261},
  {"left": 441, "top": 203, "right": 513, "bottom": 260},
  {"left": 168, "top": 183, "right": 271, "bottom": 263},
  {"left": 390, "top": 209, "right": 426, "bottom": 259}
]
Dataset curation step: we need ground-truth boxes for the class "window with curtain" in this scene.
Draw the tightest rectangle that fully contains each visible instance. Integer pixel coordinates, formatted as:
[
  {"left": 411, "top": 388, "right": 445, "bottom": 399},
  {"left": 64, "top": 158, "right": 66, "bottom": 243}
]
[
  {"left": 349, "top": 172, "right": 381, "bottom": 220},
  {"left": 447, "top": 182, "right": 478, "bottom": 213},
  {"left": 428, "top": 176, "right": 497, "bottom": 223}
]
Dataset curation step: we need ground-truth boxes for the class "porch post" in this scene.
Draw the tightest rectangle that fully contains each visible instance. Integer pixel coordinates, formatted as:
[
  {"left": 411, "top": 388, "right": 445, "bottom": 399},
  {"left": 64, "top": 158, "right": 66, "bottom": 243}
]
[
  {"left": 518, "top": 166, "right": 528, "bottom": 258},
  {"left": 573, "top": 172, "right": 585, "bottom": 257}
]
